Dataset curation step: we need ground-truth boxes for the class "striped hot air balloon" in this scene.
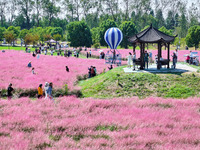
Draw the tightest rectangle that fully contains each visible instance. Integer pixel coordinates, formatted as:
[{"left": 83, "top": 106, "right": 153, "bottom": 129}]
[{"left": 104, "top": 27, "right": 123, "bottom": 50}]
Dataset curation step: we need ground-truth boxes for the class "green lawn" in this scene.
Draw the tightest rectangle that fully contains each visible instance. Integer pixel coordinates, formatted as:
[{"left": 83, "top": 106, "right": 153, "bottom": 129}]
[{"left": 79, "top": 66, "right": 200, "bottom": 99}]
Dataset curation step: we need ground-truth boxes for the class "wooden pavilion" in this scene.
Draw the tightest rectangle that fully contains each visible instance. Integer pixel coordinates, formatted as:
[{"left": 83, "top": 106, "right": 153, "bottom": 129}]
[{"left": 128, "top": 25, "right": 176, "bottom": 69}]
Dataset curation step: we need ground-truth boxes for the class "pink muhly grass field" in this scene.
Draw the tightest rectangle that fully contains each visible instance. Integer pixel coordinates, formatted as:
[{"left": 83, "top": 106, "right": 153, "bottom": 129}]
[
  {"left": 1, "top": 96, "right": 200, "bottom": 149},
  {"left": 81, "top": 49, "right": 199, "bottom": 62},
  {"left": 0, "top": 50, "right": 108, "bottom": 90}
]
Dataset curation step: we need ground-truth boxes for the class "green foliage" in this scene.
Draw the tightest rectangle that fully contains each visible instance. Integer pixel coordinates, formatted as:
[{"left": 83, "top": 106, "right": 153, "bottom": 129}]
[
  {"left": 165, "top": 84, "right": 196, "bottom": 98},
  {"left": 0, "top": 27, "right": 6, "bottom": 41},
  {"left": 4, "top": 31, "right": 15, "bottom": 45},
  {"left": 93, "top": 43, "right": 100, "bottom": 49},
  {"left": 186, "top": 25, "right": 200, "bottom": 50},
  {"left": 53, "top": 34, "right": 61, "bottom": 42},
  {"left": 79, "top": 66, "right": 200, "bottom": 99},
  {"left": 120, "top": 21, "right": 137, "bottom": 49},
  {"left": 99, "top": 19, "right": 117, "bottom": 47},
  {"left": 19, "top": 29, "right": 29, "bottom": 40},
  {"left": 7, "top": 26, "right": 20, "bottom": 39},
  {"left": 67, "top": 21, "right": 92, "bottom": 47},
  {"left": 159, "top": 26, "right": 173, "bottom": 36},
  {"left": 24, "top": 33, "right": 33, "bottom": 45},
  {"left": 91, "top": 27, "right": 100, "bottom": 44}
]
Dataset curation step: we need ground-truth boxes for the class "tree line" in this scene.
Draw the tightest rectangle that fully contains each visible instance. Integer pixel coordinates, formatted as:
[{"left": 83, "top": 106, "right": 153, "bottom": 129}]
[{"left": 0, "top": 0, "right": 200, "bottom": 49}]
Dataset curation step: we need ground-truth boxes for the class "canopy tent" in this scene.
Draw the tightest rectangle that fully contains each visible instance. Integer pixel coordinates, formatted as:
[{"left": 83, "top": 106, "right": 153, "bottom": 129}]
[
  {"left": 45, "top": 39, "right": 58, "bottom": 43},
  {"left": 128, "top": 24, "right": 176, "bottom": 69}
]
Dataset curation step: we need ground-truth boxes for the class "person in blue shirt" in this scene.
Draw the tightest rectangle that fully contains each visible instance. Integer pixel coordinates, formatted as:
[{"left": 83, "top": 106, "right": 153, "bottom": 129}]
[
  {"left": 27, "top": 61, "right": 32, "bottom": 68},
  {"left": 47, "top": 82, "right": 54, "bottom": 101}
]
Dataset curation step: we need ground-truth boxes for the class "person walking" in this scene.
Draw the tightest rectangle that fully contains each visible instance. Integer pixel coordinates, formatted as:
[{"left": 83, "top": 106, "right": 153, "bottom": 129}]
[
  {"left": 127, "top": 52, "right": 133, "bottom": 68},
  {"left": 7, "top": 83, "right": 14, "bottom": 100},
  {"left": 38, "top": 84, "right": 43, "bottom": 99},
  {"left": 44, "top": 82, "right": 49, "bottom": 99}
]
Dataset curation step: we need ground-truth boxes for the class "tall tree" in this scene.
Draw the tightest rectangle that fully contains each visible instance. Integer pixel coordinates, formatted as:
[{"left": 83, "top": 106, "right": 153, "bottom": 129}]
[
  {"left": 42, "top": 0, "right": 60, "bottom": 26},
  {"left": 179, "top": 12, "right": 188, "bottom": 38},
  {"left": 17, "top": 0, "right": 34, "bottom": 29},
  {"left": 166, "top": 11, "right": 175, "bottom": 30},
  {"left": 156, "top": 9, "right": 165, "bottom": 28},
  {"left": 103, "top": 0, "right": 119, "bottom": 21},
  {"left": 8, "top": 0, "right": 18, "bottom": 25},
  {"left": 0, "top": 1, "right": 7, "bottom": 26},
  {"left": 80, "top": 0, "right": 94, "bottom": 19},
  {"left": 33, "top": 0, "right": 43, "bottom": 27}
]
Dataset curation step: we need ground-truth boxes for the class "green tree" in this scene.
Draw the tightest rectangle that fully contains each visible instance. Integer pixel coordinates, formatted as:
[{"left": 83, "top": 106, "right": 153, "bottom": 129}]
[
  {"left": 19, "top": 29, "right": 29, "bottom": 41},
  {"left": 166, "top": 11, "right": 175, "bottom": 30},
  {"left": 179, "top": 12, "right": 188, "bottom": 38},
  {"left": 91, "top": 27, "right": 100, "bottom": 45},
  {"left": 67, "top": 21, "right": 92, "bottom": 47},
  {"left": 120, "top": 21, "right": 137, "bottom": 49},
  {"left": 156, "top": 9, "right": 165, "bottom": 28},
  {"left": 159, "top": 26, "right": 173, "bottom": 36},
  {"left": 53, "top": 33, "right": 61, "bottom": 42},
  {"left": 7, "top": 26, "right": 20, "bottom": 46},
  {"left": 24, "top": 33, "right": 33, "bottom": 46},
  {"left": 185, "top": 25, "right": 200, "bottom": 50},
  {"left": 51, "top": 27, "right": 63, "bottom": 37},
  {"left": 4, "top": 31, "right": 15, "bottom": 48},
  {"left": 43, "top": 34, "right": 52, "bottom": 41},
  {"left": 17, "top": 0, "right": 34, "bottom": 29},
  {"left": 0, "top": 27, "right": 6, "bottom": 42},
  {"left": 99, "top": 19, "right": 117, "bottom": 47}
]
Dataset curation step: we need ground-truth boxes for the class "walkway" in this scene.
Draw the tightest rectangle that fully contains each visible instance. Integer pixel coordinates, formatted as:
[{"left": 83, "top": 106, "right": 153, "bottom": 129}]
[{"left": 123, "top": 63, "right": 198, "bottom": 73}]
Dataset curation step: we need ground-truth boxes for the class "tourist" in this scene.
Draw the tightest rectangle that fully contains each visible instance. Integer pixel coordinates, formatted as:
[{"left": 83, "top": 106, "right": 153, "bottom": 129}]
[
  {"left": 189, "top": 51, "right": 193, "bottom": 64},
  {"left": 111, "top": 49, "right": 116, "bottom": 64},
  {"left": 44, "top": 82, "right": 49, "bottom": 99},
  {"left": 37, "top": 54, "right": 40, "bottom": 59},
  {"left": 25, "top": 47, "right": 28, "bottom": 53},
  {"left": 127, "top": 52, "right": 133, "bottom": 68},
  {"left": 89, "top": 50, "right": 92, "bottom": 57},
  {"left": 88, "top": 66, "right": 92, "bottom": 78},
  {"left": 32, "top": 52, "right": 36, "bottom": 57},
  {"left": 27, "top": 61, "right": 32, "bottom": 68},
  {"left": 172, "top": 52, "right": 177, "bottom": 69},
  {"left": 93, "top": 66, "right": 97, "bottom": 76},
  {"left": 7, "top": 83, "right": 14, "bottom": 100},
  {"left": 149, "top": 51, "right": 153, "bottom": 64},
  {"left": 51, "top": 50, "right": 53, "bottom": 56},
  {"left": 47, "top": 82, "right": 54, "bottom": 101},
  {"left": 108, "top": 65, "right": 113, "bottom": 70},
  {"left": 38, "top": 84, "right": 43, "bottom": 99},
  {"left": 86, "top": 52, "right": 89, "bottom": 58},
  {"left": 186, "top": 54, "right": 190, "bottom": 63},
  {"left": 66, "top": 66, "right": 69, "bottom": 72},
  {"left": 193, "top": 57, "right": 199, "bottom": 66},
  {"left": 32, "top": 68, "right": 36, "bottom": 74},
  {"left": 132, "top": 52, "right": 136, "bottom": 70},
  {"left": 144, "top": 51, "right": 149, "bottom": 69}
]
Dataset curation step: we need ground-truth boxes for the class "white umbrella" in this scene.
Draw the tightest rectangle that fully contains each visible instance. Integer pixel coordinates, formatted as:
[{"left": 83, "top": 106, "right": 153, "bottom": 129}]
[{"left": 99, "top": 50, "right": 103, "bottom": 53}]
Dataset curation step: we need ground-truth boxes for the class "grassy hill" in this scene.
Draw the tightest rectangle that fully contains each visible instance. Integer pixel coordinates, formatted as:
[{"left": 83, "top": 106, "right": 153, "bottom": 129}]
[{"left": 79, "top": 66, "right": 200, "bottom": 99}]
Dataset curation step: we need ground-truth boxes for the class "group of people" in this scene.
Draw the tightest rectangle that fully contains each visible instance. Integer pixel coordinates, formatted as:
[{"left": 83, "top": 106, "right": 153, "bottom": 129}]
[
  {"left": 186, "top": 51, "right": 199, "bottom": 66},
  {"left": 88, "top": 66, "right": 97, "bottom": 78},
  {"left": 37, "top": 82, "right": 53, "bottom": 100},
  {"left": 126, "top": 49, "right": 180, "bottom": 70}
]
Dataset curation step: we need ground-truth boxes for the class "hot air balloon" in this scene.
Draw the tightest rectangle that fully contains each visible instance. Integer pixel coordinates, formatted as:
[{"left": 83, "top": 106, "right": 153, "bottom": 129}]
[
  {"left": 104, "top": 27, "right": 123, "bottom": 65},
  {"left": 104, "top": 27, "right": 123, "bottom": 50}
]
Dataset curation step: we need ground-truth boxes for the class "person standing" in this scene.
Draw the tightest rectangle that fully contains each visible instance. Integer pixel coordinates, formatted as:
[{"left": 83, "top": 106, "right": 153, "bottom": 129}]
[
  {"left": 144, "top": 51, "right": 149, "bottom": 69},
  {"left": 7, "top": 83, "right": 14, "bottom": 100},
  {"left": 149, "top": 51, "right": 153, "bottom": 64},
  {"left": 132, "top": 52, "right": 136, "bottom": 70},
  {"left": 66, "top": 66, "right": 69, "bottom": 72},
  {"left": 172, "top": 52, "right": 177, "bottom": 69},
  {"left": 111, "top": 49, "right": 116, "bottom": 64},
  {"left": 127, "top": 52, "right": 133, "bottom": 68},
  {"left": 44, "top": 82, "right": 49, "bottom": 99},
  {"left": 47, "top": 82, "right": 54, "bottom": 101},
  {"left": 38, "top": 84, "right": 43, "bottom": 99}
]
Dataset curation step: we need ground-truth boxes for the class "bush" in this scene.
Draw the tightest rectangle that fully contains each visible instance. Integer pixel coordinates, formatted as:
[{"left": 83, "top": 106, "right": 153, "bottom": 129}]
[{"left": 93, "top": 43, "right": 100, "bottom": 49}]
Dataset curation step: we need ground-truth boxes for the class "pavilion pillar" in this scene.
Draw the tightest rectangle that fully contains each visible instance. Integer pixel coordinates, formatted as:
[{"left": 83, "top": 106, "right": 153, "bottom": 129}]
[
  {"left": 133, "top": 43, "right": 136, "bottom": 53},
  {"left": 167, "top": 43, "right": 170, "bottom": 69},
  {"left": 157, "top": 42, "right": 161, "bottom": 69}
]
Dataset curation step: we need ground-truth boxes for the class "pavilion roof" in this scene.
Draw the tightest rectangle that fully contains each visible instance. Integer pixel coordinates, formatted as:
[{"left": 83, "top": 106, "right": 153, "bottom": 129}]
[{"left": 128, "top": 25, "right": 176, "bottom": 43}]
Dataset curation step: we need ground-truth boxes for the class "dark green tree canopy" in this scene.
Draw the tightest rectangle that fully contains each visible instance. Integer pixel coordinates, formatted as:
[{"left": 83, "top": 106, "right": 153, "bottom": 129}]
[
  {"left": 186, "top": 25, "right": 200, "bottom": 50},
  {"left": 120, "top": 21, "right": 137, "bottom": 49},
  {"left": 67, "top": 21, "right": 92, "bottom": 47},
  {"left": 99, "top": 19, "right": 117, "bottom": 47}
]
